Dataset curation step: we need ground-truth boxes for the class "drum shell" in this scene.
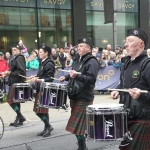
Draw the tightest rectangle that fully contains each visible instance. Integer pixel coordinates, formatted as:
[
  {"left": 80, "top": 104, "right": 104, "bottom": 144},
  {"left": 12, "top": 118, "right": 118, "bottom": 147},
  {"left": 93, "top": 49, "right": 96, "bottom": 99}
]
[
  {"left": 12, "top": 83, "right": 33, "bottom": 102},
  {"left": 86, "top": 104, "right": 127, "bottom": 140},
  {"left": 38, "top": 82, "right": 67, "bottom": 108}
]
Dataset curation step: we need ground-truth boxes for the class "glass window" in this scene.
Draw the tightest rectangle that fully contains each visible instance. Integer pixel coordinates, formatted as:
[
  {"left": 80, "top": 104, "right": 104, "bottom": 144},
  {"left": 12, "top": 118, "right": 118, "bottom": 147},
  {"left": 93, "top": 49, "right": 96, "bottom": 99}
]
[
  {"left": 38, "top": 9, "right": 72, "bottom": 48},
  {"left": 86, "top": 11, "right": 138, "bottom": 49},
  {"left": 0, "top": 7, "right": 37, "bottom": 53}
]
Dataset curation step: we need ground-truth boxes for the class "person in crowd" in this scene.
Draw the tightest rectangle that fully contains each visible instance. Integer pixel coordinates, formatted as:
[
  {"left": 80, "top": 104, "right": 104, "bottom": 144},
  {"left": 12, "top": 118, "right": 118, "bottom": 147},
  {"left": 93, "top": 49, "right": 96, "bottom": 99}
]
[
  {"left": 65, "top": 54, "right": 73, "bottom": 68},
  {"left": 64, "top": 47, "right": 70, "bottom": 57},
  {"left": 51, "top": 48, "right": 62, "bottom": 69},
  {"left": 96, "top": 53, "right": 106, "bottom": 68},
  {"left": 2, "top": 44, "right": 26, "bottom": 127},
  {"left": 29, "top": 44, "right": 55, "bottom": 137},
  {"left": 111, "top": 28, "right": 150, "bottom": 150},
  {"left": 70, "top": 48, "right": 76, "bottom": 61},
  {"left": 59, "top": 37, "right": 100, "bottom": 150},
  {"left": 26, "top": 54, "right": 39, "bottom": 70},
  {"left": 31, "top": 50, "right": 38, "bottom": 59},
  {"left": 58, "top": 47, "right": 66, "bottom": 69},
  {"left": 18, "top": 40, "right": 29, "bottom": 58},
  {"left": 92, "top": 47, "right": 98, "bottom": 55},
  {"left": 4, "top": 52, "right": 11, "bottom": 66},
  {"left": 55, "top": 47, "right": 60, "bottom": 56},
  {"left": 0, "top": 52, "right": 9, "bottom": 74},
  {"left": 147, "top": 48, "right": 150, "bottom": 57},
  {"left": 101, "top": 52, "right": 110, "bottom": 66},
  {"left": 106, "top": 44, "right": 112, "bottom": 51}
]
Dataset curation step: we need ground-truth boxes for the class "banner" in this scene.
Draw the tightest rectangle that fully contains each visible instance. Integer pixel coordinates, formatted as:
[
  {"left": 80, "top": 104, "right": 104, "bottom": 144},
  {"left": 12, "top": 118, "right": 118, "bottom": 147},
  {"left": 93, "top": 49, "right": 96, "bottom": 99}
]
[
  {"left": 26, "top": 65, "right": 120, "bottom": 90},
  {"left": 103, "top": 0, "right": 114, "bottom": 24}
]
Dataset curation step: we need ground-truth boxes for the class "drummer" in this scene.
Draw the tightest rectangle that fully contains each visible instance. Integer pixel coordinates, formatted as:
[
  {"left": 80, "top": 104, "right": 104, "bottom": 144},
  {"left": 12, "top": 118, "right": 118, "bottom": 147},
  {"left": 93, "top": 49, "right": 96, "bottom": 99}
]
[
  {"left": 2, "top": 44, "right": 26, "bottom": 127},
  {"left": 59, "top": 37, "right": 100, "bottom": 150},
  {"left": 111, "top": 28, "right": 150, "bottom": 150},
  {"left": 29, "top": 44, "right": 55, "bottom": 137}
]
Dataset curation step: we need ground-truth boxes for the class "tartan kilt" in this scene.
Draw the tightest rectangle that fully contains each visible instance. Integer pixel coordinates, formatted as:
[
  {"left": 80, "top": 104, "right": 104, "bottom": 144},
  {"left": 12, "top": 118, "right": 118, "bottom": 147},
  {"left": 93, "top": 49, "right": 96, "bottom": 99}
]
[
  {"left": 33, "top": 92, "right": 49, "bottom": 114},
  {"left": 66, "top": 100, "right": 93, "bottom": 135},
  {"left": 119, "top": 120, "right": 150, "bottom": 150}
]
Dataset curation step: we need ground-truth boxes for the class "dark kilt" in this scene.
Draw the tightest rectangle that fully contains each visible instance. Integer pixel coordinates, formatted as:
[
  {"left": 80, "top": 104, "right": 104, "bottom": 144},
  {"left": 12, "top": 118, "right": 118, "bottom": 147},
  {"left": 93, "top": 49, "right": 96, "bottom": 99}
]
[
  {"left": 66, "top": 100, "right": 93, "bottom": 135},
  {"left": 119, "top": 120, "right": 150, "bottom": 150},
  {"left": 33, "top": 92, "right": 49, "bottom": 114}
]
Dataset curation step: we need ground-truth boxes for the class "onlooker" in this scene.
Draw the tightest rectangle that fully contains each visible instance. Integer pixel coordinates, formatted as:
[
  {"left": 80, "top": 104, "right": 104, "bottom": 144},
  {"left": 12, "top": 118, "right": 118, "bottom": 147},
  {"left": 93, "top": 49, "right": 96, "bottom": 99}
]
[
  {"left": 0, "top": 52, "right": 9, "bottom": 74},
  {"left": 58, "top": 47, "right": 66, "bottom": 69},
  {"left": 26, "top": 54, "right": 39, "bottom": 70},
  {"left": 51, "top": 48, "right": 62, "bottom": 69},
  {"left": 70, "top": 48, "right": 76, "bottom": 61},
  {"left": 65, "top": 55, "right": 73, "bottom": 68},
  {"left": 18, "top": 40, "right": 29, "bottom": 58},
  {"left": 96, "top": 53, "right": 106, "bottom": 68},
  {"left": 4, "top": 52, "right": 12, "bottom": 67},
  {"left": 147, "top": 49, "right": 150, "bottom": 57}
]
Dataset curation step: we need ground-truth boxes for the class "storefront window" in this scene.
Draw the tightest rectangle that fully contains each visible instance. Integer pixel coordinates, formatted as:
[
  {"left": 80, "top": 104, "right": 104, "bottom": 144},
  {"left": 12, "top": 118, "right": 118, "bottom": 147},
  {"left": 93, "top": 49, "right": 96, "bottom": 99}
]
[{"left": 38, "top": 9, "right": 72, "bottom": 48}]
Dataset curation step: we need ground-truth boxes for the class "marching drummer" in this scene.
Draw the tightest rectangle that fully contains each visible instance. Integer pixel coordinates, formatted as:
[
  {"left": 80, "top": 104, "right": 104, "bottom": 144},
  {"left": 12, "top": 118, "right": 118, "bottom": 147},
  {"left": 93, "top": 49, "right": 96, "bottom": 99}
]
[
  {"left": 2, "top": 44, "right": 26, "bottom": 127},
  {"left": 29, "top": 44, "right": 55, "bottom": 137},
  {"left": 59, "top": 37, "right": 100, "bottom": 150},
  {"left": 111, "top": 28, "right": 150, "bottom": 150}
]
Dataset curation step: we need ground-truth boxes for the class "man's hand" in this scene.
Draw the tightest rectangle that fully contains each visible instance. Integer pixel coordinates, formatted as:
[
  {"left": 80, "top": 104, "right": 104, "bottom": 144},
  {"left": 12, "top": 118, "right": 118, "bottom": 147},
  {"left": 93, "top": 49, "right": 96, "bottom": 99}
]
[
  {"left": 59, "top": 76, "right": 65, "bottom": 82},
  {"left": 128, "top": 88, "right": 141, "bottom": 100},
  {"left": 111, "top": 91, "right": 119, "bottom": 99}
]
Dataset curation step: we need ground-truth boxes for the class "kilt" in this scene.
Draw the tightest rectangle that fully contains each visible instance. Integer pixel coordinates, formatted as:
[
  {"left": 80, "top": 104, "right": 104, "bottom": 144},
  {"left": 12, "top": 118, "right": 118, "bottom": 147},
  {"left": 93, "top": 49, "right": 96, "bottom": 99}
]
[
  {"left": 66, "top": 100, "right": 93, "bottom": 135},
  {"left": 119, "top": 119, "right": 150, "bottom": 150},
  {"left": 33, "top": 92, "right": 49, "bottom": 114},
  {"left": 7, "top": 85, "right": 14, "bottom": 104}
]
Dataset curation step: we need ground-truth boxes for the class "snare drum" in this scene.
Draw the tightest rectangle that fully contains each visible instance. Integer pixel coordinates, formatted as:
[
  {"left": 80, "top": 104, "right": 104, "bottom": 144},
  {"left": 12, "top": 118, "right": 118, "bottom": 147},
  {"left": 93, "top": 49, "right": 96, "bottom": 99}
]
[
  {"left": 13, "top": 83, "right": 33, "bottom": 102},
  {"left": 86, "top": 104, "right": 127, "bottom": 141},
  {"left": 38, "top": 82, "right": 67, "bottom": 108}
]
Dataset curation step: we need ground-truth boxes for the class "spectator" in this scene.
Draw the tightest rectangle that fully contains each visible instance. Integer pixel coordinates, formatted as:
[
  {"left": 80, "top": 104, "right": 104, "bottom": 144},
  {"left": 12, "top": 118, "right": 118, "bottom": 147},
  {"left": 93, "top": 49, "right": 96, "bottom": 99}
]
[
  {"left": 70, "top": 48, "right": 76, "bottom": 61},
  {"left": 0, "top": 52, "right": 9, "bottom": 74},
  {"left": 51, "top": 48, "right": 62, "bottom": 69},
  {"left": 65, "top": 55, "right": 73, "bottom": 68},
  {"left": 58, "top": 47, "right": 66, "bottom": 69},
  {"left": 4, "top": 52, "right": 12, "bottom": 66},
  {"left": 18, "top": 40, "right": 29, "bottom": 58},
  {"left": 147, "top": 49, "right": 150, "bottom": 57},
  {"left": 96, "top": 53, "right": 106, "bottom": 68},
  {"left": 26, "top": 54, "right": 39, "bottom": 70}
]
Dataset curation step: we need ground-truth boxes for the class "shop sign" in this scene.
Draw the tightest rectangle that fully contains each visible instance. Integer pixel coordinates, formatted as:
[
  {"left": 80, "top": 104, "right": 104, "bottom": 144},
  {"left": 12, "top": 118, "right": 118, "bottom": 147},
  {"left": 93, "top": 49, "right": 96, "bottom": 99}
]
[{"left": 86, "top": 0, "right": 138, "bottom": 12}]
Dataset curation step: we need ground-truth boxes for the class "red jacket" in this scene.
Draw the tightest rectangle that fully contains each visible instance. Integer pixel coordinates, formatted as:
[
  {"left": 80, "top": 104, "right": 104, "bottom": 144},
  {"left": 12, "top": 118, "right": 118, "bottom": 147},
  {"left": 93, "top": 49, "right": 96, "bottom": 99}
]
[{"left": 0, "top": 59, "right": 9, "bottom": 73}]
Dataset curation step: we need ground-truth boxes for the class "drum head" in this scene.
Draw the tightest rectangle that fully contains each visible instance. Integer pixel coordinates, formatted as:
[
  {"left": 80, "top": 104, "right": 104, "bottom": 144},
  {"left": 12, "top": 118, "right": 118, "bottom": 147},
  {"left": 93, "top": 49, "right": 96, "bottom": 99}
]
[
  {"left": 13, "top": 83, "right": 31, "bottom": 87},
  {"left": 86, "top": 103, "right": 124, "bottom": 114}
]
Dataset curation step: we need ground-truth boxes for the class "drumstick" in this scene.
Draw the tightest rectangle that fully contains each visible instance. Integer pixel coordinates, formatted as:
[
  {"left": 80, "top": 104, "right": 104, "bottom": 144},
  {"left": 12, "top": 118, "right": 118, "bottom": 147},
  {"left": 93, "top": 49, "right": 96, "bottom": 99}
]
[
  {"left": 108, "top": 88, "right": 148, "bottom": 93},
  {"left": 50, "top": 77, "right": 60, "bottom": 81},
  {"left": 25, "top": 77, "right": 39, "bottom": 83},
  {"left": 58, "top": 69, "right": 81, "bottom": 74},
  {"left": 19, "top": 74, "right": 28, "bottom": 79}
]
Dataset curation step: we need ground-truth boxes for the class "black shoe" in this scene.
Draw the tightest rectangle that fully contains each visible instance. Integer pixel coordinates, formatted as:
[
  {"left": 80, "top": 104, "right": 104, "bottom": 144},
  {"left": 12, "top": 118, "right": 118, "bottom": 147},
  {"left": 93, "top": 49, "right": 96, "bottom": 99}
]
[
  {"left": 14, "top": 116, "right": 26, "bottom": 127},
  {"left": 37, "top": 129, "right": 46, "bottom": 136},
  {"left": 9, "top": 116, "right": 19, "bottom": 126},
  {"left": 42, "top": 126, "right": 53, "bottom": 137}
]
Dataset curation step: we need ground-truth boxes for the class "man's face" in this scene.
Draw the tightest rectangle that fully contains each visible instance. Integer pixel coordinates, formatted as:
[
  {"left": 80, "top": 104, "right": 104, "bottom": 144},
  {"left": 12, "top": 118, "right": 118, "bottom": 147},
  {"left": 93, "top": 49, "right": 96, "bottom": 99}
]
[
  {"left": 124, "top": 36, "right": 144, "bottom": 57},
  {"left": 77, "top": 43, "right": 90, "bottom": 56},
  {"left": 12, "top": 47, "right": 21, "bottom": 56}
]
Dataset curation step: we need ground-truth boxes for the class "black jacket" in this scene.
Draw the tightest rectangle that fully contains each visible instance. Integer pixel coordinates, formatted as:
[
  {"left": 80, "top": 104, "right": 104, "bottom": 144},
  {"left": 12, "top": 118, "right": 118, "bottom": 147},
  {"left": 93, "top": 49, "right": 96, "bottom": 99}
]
[
  {"left": 118, "top": 51, "right": 150, "bottom": 119},
  {"left": 65, "top": 52, "right": 100, "bottom": 102},
  {"left": 8, "top": 54, "right": 26, "bottom": 86},
  {"left": 36, "top": 57, "right": 55, "bottom": 92}
]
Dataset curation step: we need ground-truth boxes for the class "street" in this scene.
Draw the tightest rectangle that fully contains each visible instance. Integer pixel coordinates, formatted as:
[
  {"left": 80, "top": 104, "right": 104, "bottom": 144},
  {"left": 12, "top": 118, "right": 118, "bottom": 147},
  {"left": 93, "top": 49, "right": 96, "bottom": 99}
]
[{"left": 0, "top": 93, "right": 121, "bottom": 150}]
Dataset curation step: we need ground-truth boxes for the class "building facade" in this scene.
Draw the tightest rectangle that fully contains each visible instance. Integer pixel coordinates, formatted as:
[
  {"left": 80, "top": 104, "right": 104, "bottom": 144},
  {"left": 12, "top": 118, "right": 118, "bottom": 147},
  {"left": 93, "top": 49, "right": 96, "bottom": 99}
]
[{"left": 0, "top": 0, "right": 149, "bottom": 53}]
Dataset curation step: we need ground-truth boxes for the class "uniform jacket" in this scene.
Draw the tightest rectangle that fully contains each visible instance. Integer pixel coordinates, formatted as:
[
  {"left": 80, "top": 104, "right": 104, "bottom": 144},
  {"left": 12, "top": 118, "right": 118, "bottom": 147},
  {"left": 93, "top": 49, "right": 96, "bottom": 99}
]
[
  {"left": 8, "top": 54, "right": 26, "bottom": 86},
  {"left": 65, "top": 52, "right": 100, "bottom": 102},
  {"left": 118, "top": 51, "right": 150, "bottom": 119},
  {"left": 35, "top": 57, "right": 55, "bottom": 92}
]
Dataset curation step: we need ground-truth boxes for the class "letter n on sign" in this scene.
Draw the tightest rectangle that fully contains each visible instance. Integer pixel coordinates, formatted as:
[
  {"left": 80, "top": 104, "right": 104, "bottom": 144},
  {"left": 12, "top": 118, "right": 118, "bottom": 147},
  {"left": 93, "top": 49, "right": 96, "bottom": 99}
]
[{"left": 103, "top": 0, "right": 114, "bottom": 24}]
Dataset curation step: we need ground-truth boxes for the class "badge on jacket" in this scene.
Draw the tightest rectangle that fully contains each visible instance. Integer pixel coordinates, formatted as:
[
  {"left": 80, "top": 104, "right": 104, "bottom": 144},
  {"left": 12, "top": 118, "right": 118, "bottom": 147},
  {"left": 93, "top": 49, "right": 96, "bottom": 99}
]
[{"left": 132, "top": 70, "right": 139, "bottom": 78}]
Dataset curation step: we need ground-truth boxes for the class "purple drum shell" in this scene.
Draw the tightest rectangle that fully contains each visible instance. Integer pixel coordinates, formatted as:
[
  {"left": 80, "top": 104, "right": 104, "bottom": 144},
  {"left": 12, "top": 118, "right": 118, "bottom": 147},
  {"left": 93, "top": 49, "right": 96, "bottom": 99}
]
[
  {"left": 87, "top": 113, "right": 126, "bottom": 140},
  {"left": 13, "top": 87, "right": 32, "bottom": 102}
]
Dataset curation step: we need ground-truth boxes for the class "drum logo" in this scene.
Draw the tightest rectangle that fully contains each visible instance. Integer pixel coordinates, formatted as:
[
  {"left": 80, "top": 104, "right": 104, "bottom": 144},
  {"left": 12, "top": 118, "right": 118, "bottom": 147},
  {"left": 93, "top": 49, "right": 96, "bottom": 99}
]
[
  {"left": 105, "top": 118, "right": 113, "bottom": 137},
  {"left": 19, "top": 90, "right": 24, "bottom": 99}
]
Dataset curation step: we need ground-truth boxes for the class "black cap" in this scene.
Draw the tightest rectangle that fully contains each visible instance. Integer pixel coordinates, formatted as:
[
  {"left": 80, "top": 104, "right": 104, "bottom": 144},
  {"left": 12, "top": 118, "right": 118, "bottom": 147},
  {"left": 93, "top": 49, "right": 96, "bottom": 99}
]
[
  {"left": 40, "top": 44, "right": 51, "bottom": 55},
  {"left": 127, "top": 28, "right": 148, "bottom": 47},
  {"left": 11, "top": 43, "right": 21, "bottom": 50},
  {"left": 77, "top": 37, "right": 93, "bottom": 49}
]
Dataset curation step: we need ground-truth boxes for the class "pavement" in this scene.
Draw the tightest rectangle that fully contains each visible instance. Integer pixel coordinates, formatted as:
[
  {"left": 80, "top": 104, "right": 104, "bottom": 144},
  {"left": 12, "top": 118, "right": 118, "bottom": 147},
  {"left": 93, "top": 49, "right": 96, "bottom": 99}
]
[{"left": 0, "top": 91, "right": 121, "bottom": 150}]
